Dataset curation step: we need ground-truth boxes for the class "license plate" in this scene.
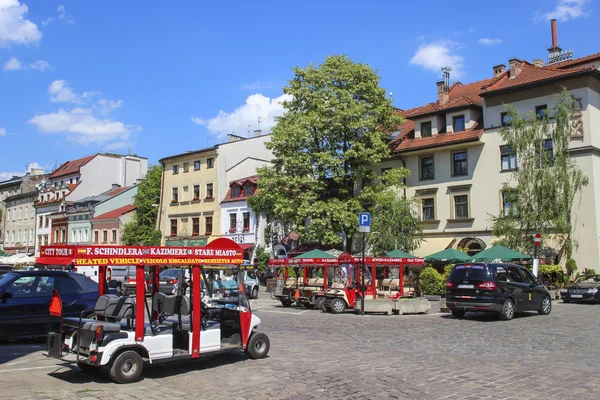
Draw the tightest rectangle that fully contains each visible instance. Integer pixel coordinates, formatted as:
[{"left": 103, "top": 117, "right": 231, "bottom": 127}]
[
  {"left": 460, "top": 295, "right": 473, "bottom": 299},
  {"left": 160, "top": 281, "right": 167, "bottom": 285},
  {"left": 458, "top": 284, "right": 474, "bottom": 289},
  {"left": 571, "top": 294, "right": 583, "bottom": 298}
]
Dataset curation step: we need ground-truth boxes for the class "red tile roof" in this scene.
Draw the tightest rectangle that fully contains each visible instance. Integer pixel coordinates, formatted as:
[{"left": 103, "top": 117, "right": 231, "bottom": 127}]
[
  {"left": 552, "top": 52, "right": 600, "bottom": 69},
  {"left": 221, "top": 175, "right": 259, "bottom": 203},
  {"left": 34, "top": 182, "right": 81, "bottom": 206},
  {"left": 50, "top": 154, "right": 97, "bottom": 179},
  {"left": 103, "top": 186, "right": 131, "bottom": 197},
  {"left": 392, "top": 119, "right": 483, "bottom": 153},
  {"left": 407, "top": 77, "right": 500, "bottom": 118},
  {"left": 482, "top": 62, "right": 596, "bottom": 95},
  {"left": 93, "top": 204, "right": 136, "bottom": 220}
]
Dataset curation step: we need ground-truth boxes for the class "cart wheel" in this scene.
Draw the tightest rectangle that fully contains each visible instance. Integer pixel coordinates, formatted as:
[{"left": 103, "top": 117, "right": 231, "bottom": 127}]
[
  {"left": 330, "top": 298, "right": 346, "bottom": 314},
  {"left": 245, "top": 332, "right": 270, "bottom": 359},
  {"left": 281, "top": 299, "right": 292, "bottom": 307},
  {"left": 109, "top": 350, "right": 143, "bottom": 384},
  {"left": 315, "top": 296, "right": 325, "bottom": 311}
]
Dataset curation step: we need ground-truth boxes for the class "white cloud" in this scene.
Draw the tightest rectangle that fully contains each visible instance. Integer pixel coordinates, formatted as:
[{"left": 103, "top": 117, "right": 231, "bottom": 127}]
[
  {"left": 49, "top": 80, "right": 82, "bottom": 103},
  {"left": 410, "top": 40, "right": 465, "bottom": 79},
  {"left": 41, "top": 16, "right": 53, "bottom": 27},
  {"left": 192, "top": 93, "right": 291, "bottom": 137},
  {"left": 29, "top": 59, "right": 50, "bottom": 71},
  {"left": 97, "top": 98, "right": 123, "bottom": 114},
  {"left": 57, "top": 4, "right": 65, "bottom": 19},
  {"left": 28, "top": 107, "right": 141, "bottom": 146},
  {"left": 479, "top": 38, "right": 503, "bottom": 46},
  {"left": 0, "top": 161, "right": 45, "bottom": 181},
  {"left": 0, "top": 127, "right": 6, "bottom": 136},
  {"left": 535, "top": 0, "right": 590, "bottom": 22},
  {"left": 0, "top": 0, "right": 42, "bottom": 47},
  {"left": 3, "top": 56, "right": 22, "bottom": 70},
  {"left": 240, "top": 81, "right": 272, "bottom": 90}
]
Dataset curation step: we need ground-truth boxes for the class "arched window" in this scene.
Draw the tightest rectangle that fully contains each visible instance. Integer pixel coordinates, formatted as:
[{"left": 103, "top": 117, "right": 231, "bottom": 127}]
[{"left": 457, "top": 237, "right": 486, "bottom": 256}]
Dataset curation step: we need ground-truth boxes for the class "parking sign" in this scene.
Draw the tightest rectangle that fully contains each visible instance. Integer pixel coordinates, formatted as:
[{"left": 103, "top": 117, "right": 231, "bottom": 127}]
[{"left": 359, "top": 212, "right": 371, "bottom": 233}]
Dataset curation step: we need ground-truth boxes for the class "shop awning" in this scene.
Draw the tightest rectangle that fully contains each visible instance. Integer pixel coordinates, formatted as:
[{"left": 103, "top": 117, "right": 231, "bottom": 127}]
[
  {"left": 413, "top": 238, "right": 455, "bottom": 258},
  {"left": 425, "top": 248, "right": 471, "bottom": 264},
  {"left": 35, "top": 257, "right": 75, "bottom": 266},
  {"left": 470, "top": 245, "right": 532, "bottom": 262},
  {"left": 239, "top": 243, "right": 255, "bottom": 251}
]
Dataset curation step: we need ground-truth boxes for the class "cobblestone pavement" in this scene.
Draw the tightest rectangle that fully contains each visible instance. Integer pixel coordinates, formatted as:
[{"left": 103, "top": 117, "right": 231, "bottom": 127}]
[{"left": 1, "top": 293, "right": 599, "bottom": 400}]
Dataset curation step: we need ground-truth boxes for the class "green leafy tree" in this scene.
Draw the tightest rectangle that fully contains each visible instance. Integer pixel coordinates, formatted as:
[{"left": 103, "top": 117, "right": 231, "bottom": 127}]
[
  {"left": 367, "top": 187, "right": 422, "bottom": 255},
  {"left": 248, "top": 55, "right": 404, "bottom": 253},
  {"left": 122, "top": 165, "right": 162, "bottom": 246},
  {"left": 491, "top": 89, "right": 589, "bottom": 256},
  {"left": 419, "top": 267, "right": 445, "bottom": 296}
]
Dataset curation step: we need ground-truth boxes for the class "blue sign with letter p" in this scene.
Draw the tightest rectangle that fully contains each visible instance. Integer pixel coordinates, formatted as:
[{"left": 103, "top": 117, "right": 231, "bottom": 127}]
[{"left": 359, "top": 212, "right": 371, "bottom": 232}]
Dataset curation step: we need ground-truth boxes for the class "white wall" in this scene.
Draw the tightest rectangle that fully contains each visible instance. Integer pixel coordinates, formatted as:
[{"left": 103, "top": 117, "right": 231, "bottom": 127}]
[{"left": 94, "top": 186, "right": 138, "bottom": 217}]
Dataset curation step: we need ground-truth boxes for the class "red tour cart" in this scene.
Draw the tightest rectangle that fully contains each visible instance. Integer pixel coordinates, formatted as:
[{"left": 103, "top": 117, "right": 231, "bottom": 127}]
[{"left": 43, "top": 238, "right": 270, "bottom": 383}]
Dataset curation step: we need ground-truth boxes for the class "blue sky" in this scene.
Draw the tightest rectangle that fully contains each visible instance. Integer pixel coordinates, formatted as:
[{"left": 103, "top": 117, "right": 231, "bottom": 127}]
[{"left": 0, "top": 0, "right": 596, "bottom": 179}]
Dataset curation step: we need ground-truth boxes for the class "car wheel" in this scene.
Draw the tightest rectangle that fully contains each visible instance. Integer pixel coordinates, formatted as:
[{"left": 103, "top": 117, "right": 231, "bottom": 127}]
[
  {"left": 109, "top": 350, "right": 143, "bottom": 384},
  {"left": 499, "top": 298, "right": 515, "bottom": 321},
  {"left": 451, "top": 309, "right": 465, "bottom": 319},
  {"left": 245, "top": 332, "right": 270, "bottom": 359},
  {"left": 251, "top": 286, "right": 259, "bottom": 299},
  {"left": 538, "top": 296, "right": 552, "bottom": 315},
  {"left": 281, "top": 299, "right": 292, "bottom": 307},
  {"left": 329, "top": 298, "right": 346, "bottom": 314},
  {"left": 77, "top": 362, "right": 97, "bottom": 373},
  {"left": 315, "top": 297, "right": 325, "bottom": 310}
]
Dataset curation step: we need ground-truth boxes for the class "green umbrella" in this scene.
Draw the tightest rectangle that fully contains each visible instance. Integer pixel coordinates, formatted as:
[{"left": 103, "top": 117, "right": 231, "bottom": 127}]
[
  {"left": 293, "top": 249, "right": 338, "bottom": 259},
  {"left": 424, "top": 248, "right": 470, "bottom": 264},
  {"left": 386, "top": 249, "right": 417, "bottom": 258},
  {"left": 469, "top": 245, "right": 532, "bottom": 262}
]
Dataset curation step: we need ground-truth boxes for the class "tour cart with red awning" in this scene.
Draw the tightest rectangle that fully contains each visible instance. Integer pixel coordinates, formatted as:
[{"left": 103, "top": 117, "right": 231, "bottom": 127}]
[{"left": 42, "top": 238, "right": 270, "bottom": 384}]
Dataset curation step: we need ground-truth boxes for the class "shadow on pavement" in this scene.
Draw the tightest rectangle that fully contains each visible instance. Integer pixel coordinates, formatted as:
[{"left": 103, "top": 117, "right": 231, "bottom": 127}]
[
  {"left": 0, "top": 337, "right": 46, "bottom": 365},
  {"left": 47, "top": 351, "right": 258, "bottom": 384},
  {"left": 440, "top": 311, "right": 540, "bottom": 322}
]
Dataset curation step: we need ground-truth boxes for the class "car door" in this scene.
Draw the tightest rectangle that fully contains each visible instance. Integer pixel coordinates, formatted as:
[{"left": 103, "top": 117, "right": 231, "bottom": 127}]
[
  {"left": 505, "top": 266, "right": 529, "bottom": 311},
  {"left": 56, "top": 276, "right": 89, "bottom": 318},
  {"left": 519, "top": 267, "right": 544, "bottom": 310}
]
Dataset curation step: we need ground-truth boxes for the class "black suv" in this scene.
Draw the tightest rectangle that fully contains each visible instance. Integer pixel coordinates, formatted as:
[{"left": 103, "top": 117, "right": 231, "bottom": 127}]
[{"left": 445, "top": 263, "right": 552, "bottom": 320}]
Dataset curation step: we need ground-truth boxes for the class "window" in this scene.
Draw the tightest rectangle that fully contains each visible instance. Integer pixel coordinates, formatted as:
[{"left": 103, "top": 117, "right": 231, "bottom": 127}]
[
  {"left": 25, "top": 207, "right": 28, "bottom": 219},
  {"left": 57, "top": 277, "right": 82, "bottom": 294},
  {"left": 206, "top": 183, "right": 214, "bottom": 199},
  {"left": 192, "top": 217, "right": 200, "bottom": 235},
  {"left": 419, "top": 156, "right": 434, "bottom": 180},
  {"left": 45, "top": 216, "right": 49, "bottom": 227},
  {"left": 543, "top": 139, "right": 553, "bottom": 160},
  {"left": 172, "top": 165, "right": 179, "bottom": 174},
  {"left": 452, "top": 151, "right": 468, "bottom": 176},
  {"left": 535, "top": 105, "right": 547, "bottom": 119},
  {"left": 519, "top": 268, "right": 537, "bottom": 284},
  {"left": 83, "top": 229, "right": 88, "bottom": 242},
  {"left": 243, "top": 212, "right": 250, "bottom": 231},
  {"left": 453, "top": 195, "right": 469, "bottom": 219},
  {"left": 18, "top": 207, "right": 21, "bottom": 220},
  {"left": 194, "top": 160, "right": 201, "bottom": 170},
  {"left": 170, "top": 219, "right": 177, "bottom": 236},
  {"left": 421, "top": 121, "right": 432, "bottom": 138},
  {"left": 183, "top": 162, "right": 189, "bottom": 173},
  {"left": 207, "top": 158, "right": 214, "bottom": 168},
  {"left": 229, "top": 213, "right": 237, "bottom": 232},
  {"left": 6, "top": 209, "right": 10, "bottom": 221},
  {"left": 102, "top": 230, "right": 108, "bottom": 243},
  {"left": 422, "top": 198, "right": 435, "bottom": 221},
  {"left": 16, "top": 230, "right": 20, "bottom": 243},
  {"left": 54, "top": 230, "right": 59, "bottom": 243},
  {"left": 500, "top": 146, "right": 517, "bottom": 171},
  {"left": 244, "top": 184, "right": 253, "bottom": 196},
  {"left": 29, "top": 229, "right": 33, "bottom": 243},
  {"left": 501, "top": 112, "right": 511, "bottom": 127},
  {"left": 172, "top": 187, "right": 179, "bottom": 203},
  {"left": 39, "top": 215, "right": 43, "bottom": 228},
  {"left": 111, "top": 230, "right": 117, "bottom": 243},
  {"left": 502, "top": 191, "right": 513, "bottom": 217},
  {"left": 232, "top": 186, "right": 241, "bottom": 197},
  {"left": 205, "top": 216, "right": 213, "bottom": 235},
  {"left": 31, "top": 206, "right": 34, "bottom": 219},
  {"left": 453, "top": 115, "right": 465, "bottom": 132},
  {"left": 94, "top": 231, "right": 99, "bottom": 243},
  {"left": 507, "top": 266, "right": 523, "bottom": 283}
]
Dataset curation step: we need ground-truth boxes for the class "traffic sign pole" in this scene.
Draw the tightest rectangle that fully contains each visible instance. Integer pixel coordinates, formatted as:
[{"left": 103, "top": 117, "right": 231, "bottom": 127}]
[{"left": 358, "top": 213, "right": 370, "bottom": 317}]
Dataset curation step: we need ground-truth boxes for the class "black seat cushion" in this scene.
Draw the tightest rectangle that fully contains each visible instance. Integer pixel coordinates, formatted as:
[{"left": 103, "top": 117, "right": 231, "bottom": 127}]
[{"left": 63, "top": 317, "right": 122, "bottom": 333}]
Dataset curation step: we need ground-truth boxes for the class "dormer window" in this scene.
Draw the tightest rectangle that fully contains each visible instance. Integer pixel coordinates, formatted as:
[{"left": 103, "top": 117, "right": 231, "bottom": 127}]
[
  {"left": 244, "top": 183, "right": 253, "bottom": 196},
  {"left": 453, "top": 115, "right": 465, "bottom": 132},
  {"left": 232, "top": 186, "right": 241, "bottom": 197},
  {"left": 421, "top": 122, "right": 432, "bottom": 138}
]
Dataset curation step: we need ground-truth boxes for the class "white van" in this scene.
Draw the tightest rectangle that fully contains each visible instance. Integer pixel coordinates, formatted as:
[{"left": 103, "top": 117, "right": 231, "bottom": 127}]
[{"left": 74, "top": 265, "right": 129, "bottom": 295}]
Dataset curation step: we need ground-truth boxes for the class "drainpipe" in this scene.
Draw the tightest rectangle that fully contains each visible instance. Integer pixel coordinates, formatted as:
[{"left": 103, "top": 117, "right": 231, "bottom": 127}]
[{"left": 398, "top": 154, "right": 407, "bottom": 199}]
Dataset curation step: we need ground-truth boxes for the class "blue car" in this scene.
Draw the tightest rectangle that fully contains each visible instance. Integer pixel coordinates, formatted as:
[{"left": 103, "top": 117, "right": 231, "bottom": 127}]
[{"left": 0, "top": 270, "right": 98, "bottom": 340}]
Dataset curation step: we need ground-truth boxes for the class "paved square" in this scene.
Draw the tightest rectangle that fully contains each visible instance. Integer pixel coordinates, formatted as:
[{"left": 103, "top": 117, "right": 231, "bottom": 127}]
[{"left": 1, "top": 295, "right": 599, "bottom": 399}]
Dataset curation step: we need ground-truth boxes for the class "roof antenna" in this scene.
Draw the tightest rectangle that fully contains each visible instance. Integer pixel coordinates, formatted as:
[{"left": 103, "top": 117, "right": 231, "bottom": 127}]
[
  {"left": 258, "top": 116, "right": 265, "bottom": 131},
  {"left": 441, "top": 66, "right": 452, "bottom": 90}
]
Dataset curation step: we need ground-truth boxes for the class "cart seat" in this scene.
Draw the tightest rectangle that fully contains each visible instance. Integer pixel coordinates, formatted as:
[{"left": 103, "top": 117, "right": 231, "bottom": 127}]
[
  {"left": 284, "top": 278, "right": 298, "bottom": 288},
  {"left": 162, "top": 316, "right": 220, "bottom": 331},
  {"left": 63, "top": 319, "right": 123, "bottom": 333},
  {"left": 63, "top": 295, "right": 135, "bottom": 331}
]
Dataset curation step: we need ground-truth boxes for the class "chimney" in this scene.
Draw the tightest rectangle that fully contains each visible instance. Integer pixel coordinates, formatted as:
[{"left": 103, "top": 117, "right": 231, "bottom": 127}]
[
  {"left": 532, "top": 58, "right": 544, "bottom": 68},
  {"left": 436, "top": 81, "right": 449, "bottom": 106},
  {"left": 551, "top": 19, "right": 558, "bottom": 49},
  {"left": 112, "top": 184, "right": 121, "bottom": 190},
  {"left": 227, "top": 133, "right": 245, "bottom": 143},
  {"left": 508, "top": 58, "right": 523, "bottom": 79},
  {"left": 253, "top": 129, "right": 262, "bottom": 137},
  {"left": 493, "top": 63, "right": 506, "bottom": 77}
]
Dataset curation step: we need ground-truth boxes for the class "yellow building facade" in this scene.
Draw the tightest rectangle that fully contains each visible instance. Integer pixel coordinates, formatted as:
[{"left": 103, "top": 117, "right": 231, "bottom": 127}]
[{"left": 158, "top": 146, "right": 221, "bottom": 246}]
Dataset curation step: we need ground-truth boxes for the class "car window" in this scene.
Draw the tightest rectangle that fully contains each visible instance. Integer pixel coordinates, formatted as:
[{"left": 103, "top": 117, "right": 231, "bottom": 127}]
[
  {"left": 0, "top": 272, "right": 18, "bottom": 289},
  {"left": 8, "top": 276, "right": 36, "bottom": 297},
  {"left": 494, "top": 265, "right": 509, "bottom": 282},
  {"left": 246, "top": 271, "right": 256, "bottom": 280},
  {"left": 57, "top": 277, "right": 83, "bottom": 294},
  {"left": 519, "top": 268, "right": 536, "bottom": 284},
  {"left": 33, "top": 276, "right": 55, "bottom": 297},
  {"left": 506, "top": 266, "right": 523, "bottom": 283},
  {"left": 448, "top": 265, "right": 491, "bottom": 281}
]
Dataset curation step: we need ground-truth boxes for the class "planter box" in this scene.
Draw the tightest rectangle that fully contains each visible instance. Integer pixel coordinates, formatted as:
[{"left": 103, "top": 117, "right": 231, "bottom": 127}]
[{"left": 392, "top": 298, "right": 431, "bottom": 315}]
